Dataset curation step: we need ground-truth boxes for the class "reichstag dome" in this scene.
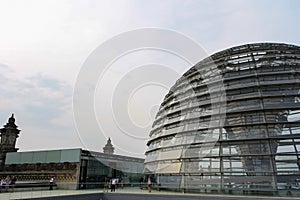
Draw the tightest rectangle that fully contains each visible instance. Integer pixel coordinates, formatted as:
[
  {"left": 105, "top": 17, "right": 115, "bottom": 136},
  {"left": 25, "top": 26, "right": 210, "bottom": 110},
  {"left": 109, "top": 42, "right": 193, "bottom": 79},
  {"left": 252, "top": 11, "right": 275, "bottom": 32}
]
[{"left": 144, "top": 43, "right": 300, "bottom": 195}]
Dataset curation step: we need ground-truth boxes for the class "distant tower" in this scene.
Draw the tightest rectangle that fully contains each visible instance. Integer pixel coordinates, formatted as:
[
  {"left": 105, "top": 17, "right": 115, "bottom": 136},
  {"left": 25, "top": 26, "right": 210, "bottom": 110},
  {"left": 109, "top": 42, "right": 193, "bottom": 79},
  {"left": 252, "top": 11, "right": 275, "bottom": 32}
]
[
  {"left": 103, "top": 137, "right": 114, "bottom": 154},
  {"left": 0, "top": 114, "right": 20, "bottom": 170}
]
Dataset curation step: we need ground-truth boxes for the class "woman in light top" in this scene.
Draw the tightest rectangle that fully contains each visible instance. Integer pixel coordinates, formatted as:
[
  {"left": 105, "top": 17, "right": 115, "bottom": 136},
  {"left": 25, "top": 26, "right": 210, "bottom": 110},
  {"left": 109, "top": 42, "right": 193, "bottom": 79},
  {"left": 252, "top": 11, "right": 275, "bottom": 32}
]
[{"left": 147, "top": 176, "right": 152, "bottom": 192}]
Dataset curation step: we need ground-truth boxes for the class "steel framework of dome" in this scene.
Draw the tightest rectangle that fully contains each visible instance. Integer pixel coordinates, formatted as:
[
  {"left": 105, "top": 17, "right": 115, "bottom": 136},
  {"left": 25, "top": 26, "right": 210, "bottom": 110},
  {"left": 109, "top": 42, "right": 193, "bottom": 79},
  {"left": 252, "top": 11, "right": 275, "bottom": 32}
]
[{"left": 144, "top": 43, "right": 300, "bottom": 195}]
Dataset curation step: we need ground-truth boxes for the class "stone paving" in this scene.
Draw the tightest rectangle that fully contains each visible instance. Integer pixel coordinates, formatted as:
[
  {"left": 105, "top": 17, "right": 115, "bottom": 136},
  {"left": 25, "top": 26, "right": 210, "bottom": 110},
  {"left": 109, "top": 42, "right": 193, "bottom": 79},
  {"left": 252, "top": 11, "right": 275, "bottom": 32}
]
[{"left": 0, "top": 187, "right": 299, "bottom": 200}]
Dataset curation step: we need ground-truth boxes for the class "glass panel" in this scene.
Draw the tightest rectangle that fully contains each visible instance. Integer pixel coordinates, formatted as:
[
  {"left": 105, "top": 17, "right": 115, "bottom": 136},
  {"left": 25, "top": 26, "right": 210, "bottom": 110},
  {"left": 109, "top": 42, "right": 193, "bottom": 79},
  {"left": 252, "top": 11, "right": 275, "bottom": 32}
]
[
  {"left": 5, "top": 152, "right": 20, "bottom": 164},
  {"left": 144, "top": 162, "right": 159, "bottom": 173},
  {"left": 46, "top": 150, "right": 61, "bottom": 163},
  {"left": 157, "top": 162, "right": 181, "bottom": 173},
  {"left": 222, "top": 158, "right": 244, "bottom": 173},
  {"left": 32, "top": 151, "right": 47, "bottom": 163},
  {"left": 20, "top": 152, "right": 33, "bottom": 164},
  {"left": 158, "top": 149, "right": 183, "bottom": 160},
  {"left": 181, "top": 161, "right": 200, "bottom": 173},
  {"left": 60, "top": 149, "right": 81, "bottom": 162},
  {"left": 144, "top": 151, "right": 159, "bottom": 163},
  {"left": 277, "top": 145, "right": 296, "bottom": 153}
]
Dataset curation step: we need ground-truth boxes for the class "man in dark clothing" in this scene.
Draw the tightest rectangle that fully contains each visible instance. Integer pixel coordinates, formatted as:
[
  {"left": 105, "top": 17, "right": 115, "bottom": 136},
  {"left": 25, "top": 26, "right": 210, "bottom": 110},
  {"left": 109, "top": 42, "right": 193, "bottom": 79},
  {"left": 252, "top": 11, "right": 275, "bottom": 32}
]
[{"left": 49, "top": 177, "right": 55, "bottom": 190}]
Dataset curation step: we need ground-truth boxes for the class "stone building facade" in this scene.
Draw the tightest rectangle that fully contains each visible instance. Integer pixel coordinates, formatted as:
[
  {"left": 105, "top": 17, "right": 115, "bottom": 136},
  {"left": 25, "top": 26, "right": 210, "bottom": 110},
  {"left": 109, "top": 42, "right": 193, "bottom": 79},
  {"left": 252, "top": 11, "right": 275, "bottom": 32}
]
[
  {"left": 0, "top": 114, "right": 20, "bottom": 171},
  {"left": 3, "top": 148, "right": 144, "bottom": 189},
  {"left": 0, "top": 115, "right": 144, "bottom": 189}
]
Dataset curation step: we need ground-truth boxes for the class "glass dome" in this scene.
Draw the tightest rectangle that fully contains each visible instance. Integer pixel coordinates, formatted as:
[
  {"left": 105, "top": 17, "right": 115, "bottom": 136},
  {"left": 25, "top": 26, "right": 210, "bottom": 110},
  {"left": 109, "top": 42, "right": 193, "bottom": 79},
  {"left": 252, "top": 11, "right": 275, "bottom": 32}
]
[{"left": 144, "top": 43, "right": 300, "bottom": 195}]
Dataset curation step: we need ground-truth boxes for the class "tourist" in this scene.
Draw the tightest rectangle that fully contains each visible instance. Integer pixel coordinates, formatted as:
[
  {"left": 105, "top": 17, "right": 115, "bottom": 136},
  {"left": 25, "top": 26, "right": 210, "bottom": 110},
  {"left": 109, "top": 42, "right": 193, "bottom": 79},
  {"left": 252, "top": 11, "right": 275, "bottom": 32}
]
[
  {"left": 103, "top": 177, "right": 109, "bottom": 193},
  {"left": 120, "top": 178, "right": 124, "bottom": 189},
  {"left": 10, "top": 176, "right": 16, "bottom": 192},
  {"left": 147, "top": 176, "right": 152, "bottom": 193},
  {"left": 110, "top": 178, "right": 117, "bottom": 192},
  {"left": 49, "top": 177, "right": 55, "bottom": 190},
  {"left": 139, "top": 176, "right": 144, "bottom": 189},
  {"left": 5, "top": 176, "right": 11, "bottom": 192},
  {"left": 0, "top": 178, "right": 3, "bottom": 193},
  {"left": 199, "top": 165, "right": 204, "bottom": 179}
]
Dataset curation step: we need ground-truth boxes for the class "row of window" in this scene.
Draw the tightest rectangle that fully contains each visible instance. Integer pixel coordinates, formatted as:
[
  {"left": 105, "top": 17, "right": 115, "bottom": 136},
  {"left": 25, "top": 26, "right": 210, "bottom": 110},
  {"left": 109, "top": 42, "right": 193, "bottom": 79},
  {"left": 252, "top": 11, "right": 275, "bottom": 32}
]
[
  {"left": 147, "top": 139, "right": 300, "bottom": 159},
  {"left": 157, "top": 85, "right": 300, "bottom": 123},
  {"left": 145, "top": 155, "right": 300, "bottom": 173}
]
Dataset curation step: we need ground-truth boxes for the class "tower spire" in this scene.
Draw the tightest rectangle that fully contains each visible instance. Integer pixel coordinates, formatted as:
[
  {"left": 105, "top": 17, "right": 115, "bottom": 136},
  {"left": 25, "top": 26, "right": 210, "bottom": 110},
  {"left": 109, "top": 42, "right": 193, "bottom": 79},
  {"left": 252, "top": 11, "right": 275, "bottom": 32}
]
[
  {"left": 6, "top": 113, "right": 17, "bottom": 128},
  {"left": 0, "top": 114, "right": 20, "bottom": 170},
  {"left": 103, "top": 137, "right": 114, "bottom": 154}
]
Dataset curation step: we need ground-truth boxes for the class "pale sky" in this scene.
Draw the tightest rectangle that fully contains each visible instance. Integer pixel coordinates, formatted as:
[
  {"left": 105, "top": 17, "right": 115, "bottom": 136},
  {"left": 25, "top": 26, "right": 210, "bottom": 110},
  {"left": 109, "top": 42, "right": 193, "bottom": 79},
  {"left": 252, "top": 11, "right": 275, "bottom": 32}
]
[{"left": 0, "top": 0, "right": 299, "bottom": 158}]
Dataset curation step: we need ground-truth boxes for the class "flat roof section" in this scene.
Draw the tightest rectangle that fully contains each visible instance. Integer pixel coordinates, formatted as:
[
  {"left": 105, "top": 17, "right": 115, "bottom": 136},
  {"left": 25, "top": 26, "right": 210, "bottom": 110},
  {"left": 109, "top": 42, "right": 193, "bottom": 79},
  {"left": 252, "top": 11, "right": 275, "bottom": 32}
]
[{"left": 5, "top": 148, "right": 82, "bottom": 164}]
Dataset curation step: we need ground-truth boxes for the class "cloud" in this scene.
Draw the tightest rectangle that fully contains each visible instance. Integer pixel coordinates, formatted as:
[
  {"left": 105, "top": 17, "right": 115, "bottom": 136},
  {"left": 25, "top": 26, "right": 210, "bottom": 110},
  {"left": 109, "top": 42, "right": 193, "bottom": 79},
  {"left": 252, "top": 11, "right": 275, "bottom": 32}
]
[
  {"left": 17, "top": 125, "right": 81, "bottom": 152},
  {"left": 0, "top": 64, "right": 81, "bottom": 151},
  {"left": 201, "top": 0, "right": 300, "bottom": 53}
]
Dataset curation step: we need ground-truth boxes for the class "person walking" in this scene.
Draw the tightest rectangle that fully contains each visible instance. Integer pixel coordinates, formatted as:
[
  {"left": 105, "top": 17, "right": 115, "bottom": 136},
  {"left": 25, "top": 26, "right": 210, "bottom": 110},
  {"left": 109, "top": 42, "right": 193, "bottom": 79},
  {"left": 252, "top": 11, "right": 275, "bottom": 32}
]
[
  {"left": 5, "top": 176, "right": 11, "bottom": 192},
  {"left": 103, "top": 177, "right": 109, "bottom": 193},
  {"left": 139, "top": 176, "right": 144, "bottom": 189},
  {"left": 10, "top": 176, "right": 16, "bottom": 192},
  {"left": 0, "top": 178, "right": 3, "bottom": 193},
  {"left": 147, "top": 176, "right": 152, "bottom": 193},
  {"left": 120, "top": 178, "right": 124, "bottom": 189},
  {"left": 49, "top": 177, "right": 55, "bottom": 190},
  {"left": 111, "top": 178, "right": 117, "bottom": 192}
]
